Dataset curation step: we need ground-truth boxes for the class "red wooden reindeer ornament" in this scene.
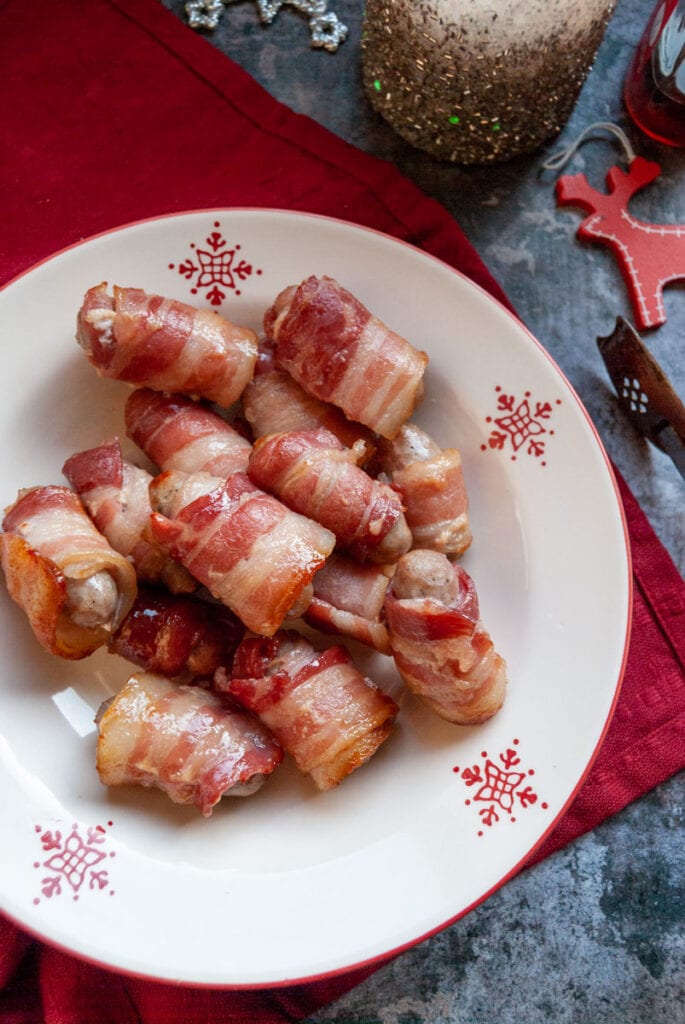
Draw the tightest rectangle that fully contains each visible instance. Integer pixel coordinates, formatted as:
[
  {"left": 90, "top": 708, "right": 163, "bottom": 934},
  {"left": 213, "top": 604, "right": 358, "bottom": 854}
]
[{"left": 556, "top": 153, "right": 685, "bottom": 330}]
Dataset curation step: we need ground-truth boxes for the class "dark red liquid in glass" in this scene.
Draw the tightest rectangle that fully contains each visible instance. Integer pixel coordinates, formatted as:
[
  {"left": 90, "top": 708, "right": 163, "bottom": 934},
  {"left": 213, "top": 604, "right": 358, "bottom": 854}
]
[{"left": 624, "top": 0, "right": 685, "bottom": 147}]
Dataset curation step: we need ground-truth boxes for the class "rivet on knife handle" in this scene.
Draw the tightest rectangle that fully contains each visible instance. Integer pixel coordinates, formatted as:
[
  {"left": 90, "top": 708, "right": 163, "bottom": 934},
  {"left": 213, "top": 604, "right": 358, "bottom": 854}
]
[{"left": 597, "top": 316, "right": 685, "bottom": 479}]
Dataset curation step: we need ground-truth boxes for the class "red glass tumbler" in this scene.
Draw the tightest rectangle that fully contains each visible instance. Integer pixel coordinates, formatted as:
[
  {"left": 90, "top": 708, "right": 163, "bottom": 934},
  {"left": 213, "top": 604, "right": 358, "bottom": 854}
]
[{"left": 624, "top": 0, "right": 685, "bottom": 146}]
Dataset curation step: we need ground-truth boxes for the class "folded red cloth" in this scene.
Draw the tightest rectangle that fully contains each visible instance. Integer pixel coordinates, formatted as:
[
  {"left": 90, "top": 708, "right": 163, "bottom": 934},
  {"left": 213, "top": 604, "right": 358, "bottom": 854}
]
[{"left": 1, "top": 1, "right": 683, "bottom": 1021}]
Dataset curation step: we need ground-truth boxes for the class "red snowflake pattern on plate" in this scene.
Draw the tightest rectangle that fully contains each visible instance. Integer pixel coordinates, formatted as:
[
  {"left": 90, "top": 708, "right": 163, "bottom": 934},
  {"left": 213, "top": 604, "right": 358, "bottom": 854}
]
[
  {"left": 32, "top": 821, "right": 116, "bottom": 904},
  {"left": 168, "top": 220, "right": 262, "bottom": 305},
  {"left": 481, "top": 386, "right": 562, "bottom": 466},
  {"left": 453, "top": 739, "right": 548, "bottom": 836}
]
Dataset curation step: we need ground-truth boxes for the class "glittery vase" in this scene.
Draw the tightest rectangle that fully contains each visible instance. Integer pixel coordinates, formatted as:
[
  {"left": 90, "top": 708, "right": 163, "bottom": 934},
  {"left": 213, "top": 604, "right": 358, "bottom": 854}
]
[{"left": 362, "top": 0, "right": 617, "bottom": 164}]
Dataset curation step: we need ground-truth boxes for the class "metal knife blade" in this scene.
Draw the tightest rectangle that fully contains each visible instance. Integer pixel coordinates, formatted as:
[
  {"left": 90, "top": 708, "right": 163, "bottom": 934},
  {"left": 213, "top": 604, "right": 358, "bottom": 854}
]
[{"left": 597, "top": 316, "right": 685, "bottom": 481}]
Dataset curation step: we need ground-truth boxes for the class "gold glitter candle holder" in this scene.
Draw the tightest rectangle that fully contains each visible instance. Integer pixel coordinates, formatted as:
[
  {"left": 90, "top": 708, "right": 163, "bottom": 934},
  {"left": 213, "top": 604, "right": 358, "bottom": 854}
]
[{"left": 362, "top": 0, "right": 617, "bottom": 164}]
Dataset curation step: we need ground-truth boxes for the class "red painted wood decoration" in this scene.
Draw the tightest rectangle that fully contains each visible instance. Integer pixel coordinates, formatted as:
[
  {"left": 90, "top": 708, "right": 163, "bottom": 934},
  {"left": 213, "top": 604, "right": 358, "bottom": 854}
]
[{"left": 556, "top": 156, "right": 685, "bottom": 330}]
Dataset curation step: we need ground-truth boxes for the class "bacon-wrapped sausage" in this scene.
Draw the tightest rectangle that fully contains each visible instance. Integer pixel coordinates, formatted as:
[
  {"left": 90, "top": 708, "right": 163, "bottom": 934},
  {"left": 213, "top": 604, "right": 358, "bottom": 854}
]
[
  {"left": 304, "top": 554, "right": 392, "bottom": 654},
  {"left": 384, "top": 550, "right": 506, "bottom": 725},
  {"left": 77, "top": 283, "right": 258, "bottom": 407},
  {"left": 96, "top": 671, "right": 283, "bottom": 815},
  {"left": 125, "top": 389, "right": 251, "bottom": 478},
  {"left": 62, "top": 440, "right": 195, "bottom": 593},
  {"left": 148, "top": 470, "right": 336, "bottom": 636},
  {"left": 109, "top": 586, "right": 244, "bottom": 681},
  {"left": 248, "top": 428, "right": 411, "bottom": 564},
  {"left": 376, "top": 424, "right": 472, "bottom": 558},
  {"left": 1, "top": 486, "right": 137, "bottom": 659},
  {"left": 217, "top": 631, "right": 398, "bottom": 790},
  {"left": 242, "top": 344, "right": 375, "bottom": 460},
  {"left": 264, "top": 276, "right": 428, "bottom": 439}
]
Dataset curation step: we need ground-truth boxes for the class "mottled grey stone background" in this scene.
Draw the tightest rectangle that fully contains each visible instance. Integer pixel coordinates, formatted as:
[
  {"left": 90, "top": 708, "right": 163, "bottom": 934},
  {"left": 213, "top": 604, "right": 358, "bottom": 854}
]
[{"left": 161, "top": 2, "right": 683, "bottom": 1019}]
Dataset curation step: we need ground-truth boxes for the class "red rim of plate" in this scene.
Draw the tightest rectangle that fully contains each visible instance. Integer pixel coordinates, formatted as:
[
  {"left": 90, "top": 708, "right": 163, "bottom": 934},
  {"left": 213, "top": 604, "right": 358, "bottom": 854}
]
[{"left": 0, "top": 207, "right": 633, "bottom": 989}]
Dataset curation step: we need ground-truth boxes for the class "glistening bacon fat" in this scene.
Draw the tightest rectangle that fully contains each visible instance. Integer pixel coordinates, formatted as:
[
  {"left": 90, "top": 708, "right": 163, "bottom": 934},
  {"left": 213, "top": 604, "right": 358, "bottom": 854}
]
[
  {"left": 217, "top": 630, "right": 399, "bottom": 790},
  {"left": 63, "top": 439, "right": 196, "bottom": 594},
  {"left": 248, "top": 427, "right": 412, "bottom": 564},
  {"left": 264, "top": 275, "right": 428, "bottom": 439},
  {"left": 1, "top": 485, "right": 137, "bottom": 659},
  {"left": 384, "top": 549, "right": 507, "bottom": 725},
  {"left": 148, "top": 470, "right": 336, "bottom": 636},
  {"left": 77, "top": 283, "right": 258, "bottom": 407},
  {"left": 96, "top": 671, "right": 283, "bottom": 815},
  {"left": 125, "top": 388, "right": 252, "bottom": 478}
]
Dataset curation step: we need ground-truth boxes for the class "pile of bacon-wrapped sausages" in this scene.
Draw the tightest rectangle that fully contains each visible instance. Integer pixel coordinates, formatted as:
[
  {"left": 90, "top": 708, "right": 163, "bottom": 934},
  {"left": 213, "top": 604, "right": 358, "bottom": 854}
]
[{"left": 0, "top": 275, "right": 507, "bottom": 817}]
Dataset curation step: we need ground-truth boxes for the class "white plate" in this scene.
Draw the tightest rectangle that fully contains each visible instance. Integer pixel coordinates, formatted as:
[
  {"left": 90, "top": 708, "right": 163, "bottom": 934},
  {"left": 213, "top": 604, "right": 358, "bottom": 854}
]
[{"left": 0, "top": 210, "right": 631, "bottom": 987}]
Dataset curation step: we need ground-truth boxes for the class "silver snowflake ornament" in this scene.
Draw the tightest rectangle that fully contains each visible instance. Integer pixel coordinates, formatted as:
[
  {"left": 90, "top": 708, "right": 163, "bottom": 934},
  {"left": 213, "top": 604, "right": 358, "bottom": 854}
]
[
  {"left": 185, "top": 0, "right": 225, "bottom": 30},
  {"left": 195, "top": 1, "right": 348, "bottom": 51},
  {"left": 309, "top": 11, "right": 347, "bottom": 51}
]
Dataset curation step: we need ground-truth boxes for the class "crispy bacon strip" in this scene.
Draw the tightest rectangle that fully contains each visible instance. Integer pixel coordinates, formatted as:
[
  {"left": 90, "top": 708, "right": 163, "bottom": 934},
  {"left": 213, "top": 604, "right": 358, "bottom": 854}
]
[
  {"left": 125, "top": 389, "right": 251, "bottom": 478},
  {"left": 384, "top": 550, "right": 506, "bottom": 725},
  {"left": 148, "top": 470, "right": 335, "bottom": 636},
  {"left": 248, "top": 428, "right": 411, "bottom": 564},
  {"left": 109, "top": 586, "right": 244, "bottom": 680},
  {"left": 264, "top": 276, "right": 427, "bottom": 439},
  {"left": 77, "top": 283, "right": 258, "bottom": 407},
  {"left": 217, "top": 630, "right": 398, "bottom": 790},
  {"left": 242, "top": 344, "right": 375, "bottom": 460},
  {"left": 304, "top": 554, "right": 392, "bottom": 654},
  {"left": 62, "top": 440, "right": 195, "bottom": 593},
  {"left": 377, "top": 424, "right": 472, "bottom": 558},
  {"left": 1, "top": 486, "right": 137, "bottom": 659},
  {"left": 96, "top": 671, "right": 283, "bottom": 815}
]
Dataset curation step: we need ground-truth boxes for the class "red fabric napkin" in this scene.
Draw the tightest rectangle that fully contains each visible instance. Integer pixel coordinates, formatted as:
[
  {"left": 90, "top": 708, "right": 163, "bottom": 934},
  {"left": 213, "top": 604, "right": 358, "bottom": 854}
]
[{"left": 1, "top": 1, "right": 683, "bottom": 1021}]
